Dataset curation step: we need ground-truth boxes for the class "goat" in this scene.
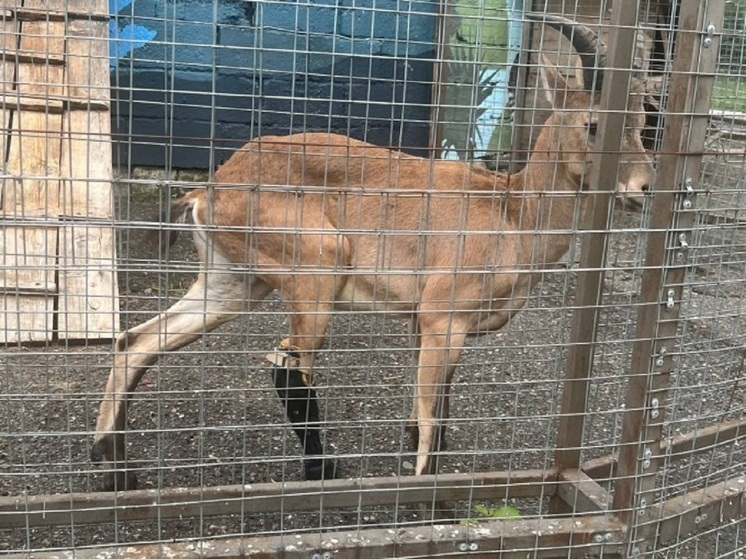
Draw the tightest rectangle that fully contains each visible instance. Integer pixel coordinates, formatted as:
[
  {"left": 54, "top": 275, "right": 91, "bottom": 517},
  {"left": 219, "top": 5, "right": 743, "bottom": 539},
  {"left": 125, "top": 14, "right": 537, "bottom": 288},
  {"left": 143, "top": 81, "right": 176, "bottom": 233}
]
[{"left": 91, "top": 22, "right": 655, "bottom": 491}]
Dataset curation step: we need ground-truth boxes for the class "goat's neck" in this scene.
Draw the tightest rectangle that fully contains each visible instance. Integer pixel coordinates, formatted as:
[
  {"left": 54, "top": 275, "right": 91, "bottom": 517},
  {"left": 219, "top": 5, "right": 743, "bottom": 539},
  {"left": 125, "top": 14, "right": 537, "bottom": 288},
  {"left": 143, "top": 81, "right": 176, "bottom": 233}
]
[{"left": 510, "top": 123, "right": 583, "bottom": 261}]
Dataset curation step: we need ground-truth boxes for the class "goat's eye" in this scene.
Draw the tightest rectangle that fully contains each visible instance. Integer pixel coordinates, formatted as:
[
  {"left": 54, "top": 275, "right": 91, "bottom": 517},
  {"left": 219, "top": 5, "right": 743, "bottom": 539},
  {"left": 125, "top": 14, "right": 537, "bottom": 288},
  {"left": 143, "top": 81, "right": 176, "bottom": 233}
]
[{"left": 587, "top": 122, "right": 598, "bottom": 136}]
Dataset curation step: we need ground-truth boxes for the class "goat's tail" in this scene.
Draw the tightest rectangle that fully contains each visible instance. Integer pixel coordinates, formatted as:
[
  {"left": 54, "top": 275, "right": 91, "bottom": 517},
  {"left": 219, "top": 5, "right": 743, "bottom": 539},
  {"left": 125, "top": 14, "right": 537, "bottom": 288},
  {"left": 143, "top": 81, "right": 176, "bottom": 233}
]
[{"left": 147, "top": 193, "right": 196, "bottom": 259}]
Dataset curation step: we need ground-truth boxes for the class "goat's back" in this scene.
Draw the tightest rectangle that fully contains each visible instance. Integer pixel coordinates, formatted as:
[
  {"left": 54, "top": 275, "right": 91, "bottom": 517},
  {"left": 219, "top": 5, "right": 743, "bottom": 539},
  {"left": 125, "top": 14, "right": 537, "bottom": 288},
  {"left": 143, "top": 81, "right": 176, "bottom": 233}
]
[{"left": 217, "top": 132, "right": 513, "bottom": 195}]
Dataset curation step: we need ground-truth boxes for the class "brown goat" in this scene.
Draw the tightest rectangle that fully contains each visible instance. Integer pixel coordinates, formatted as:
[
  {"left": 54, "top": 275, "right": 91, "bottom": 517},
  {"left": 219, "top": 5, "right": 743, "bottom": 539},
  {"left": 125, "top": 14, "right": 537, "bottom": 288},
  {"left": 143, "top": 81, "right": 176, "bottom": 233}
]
[{"left": 92, "top": 49, "right": 654, "bottom": 491}]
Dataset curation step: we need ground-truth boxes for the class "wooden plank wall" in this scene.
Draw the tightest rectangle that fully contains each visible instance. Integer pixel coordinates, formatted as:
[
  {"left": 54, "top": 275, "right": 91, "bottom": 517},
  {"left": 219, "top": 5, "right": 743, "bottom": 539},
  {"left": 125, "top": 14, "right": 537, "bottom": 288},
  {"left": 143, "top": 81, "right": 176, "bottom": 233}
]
[
  {"left": 0, "top": 0, "right": 118, "bottom": 343},
  {"left": 59, "top": 0, "right": 118, "bottom": 340}
]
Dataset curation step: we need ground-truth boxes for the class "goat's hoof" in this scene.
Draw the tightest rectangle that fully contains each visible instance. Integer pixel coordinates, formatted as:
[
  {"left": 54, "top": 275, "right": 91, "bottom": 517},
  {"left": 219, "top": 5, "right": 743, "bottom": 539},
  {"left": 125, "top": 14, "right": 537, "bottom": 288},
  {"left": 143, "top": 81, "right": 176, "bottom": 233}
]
[
  {"left": 304, "top": 458, "right": 338, "bottom": 481},
  {"left": 90, "top": 440, "right": 108, "bottom": 464},
  {"left": 102, "top": 470, "right": 138, "bottom": 492}
]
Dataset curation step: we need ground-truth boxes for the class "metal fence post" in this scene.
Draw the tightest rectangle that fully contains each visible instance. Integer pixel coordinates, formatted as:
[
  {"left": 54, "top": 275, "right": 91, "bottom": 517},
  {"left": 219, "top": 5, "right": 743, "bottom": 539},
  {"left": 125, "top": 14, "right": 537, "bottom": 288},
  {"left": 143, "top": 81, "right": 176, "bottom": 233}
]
[{"left": 610, "top": 0, "right": 726, "bottom": 555}]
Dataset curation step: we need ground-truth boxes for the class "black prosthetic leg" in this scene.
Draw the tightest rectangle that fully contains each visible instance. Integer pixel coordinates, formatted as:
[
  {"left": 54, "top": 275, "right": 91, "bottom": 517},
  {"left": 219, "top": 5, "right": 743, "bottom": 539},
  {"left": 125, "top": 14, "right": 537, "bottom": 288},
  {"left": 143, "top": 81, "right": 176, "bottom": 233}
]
[{"left": 272, "top": 365, "right": 337, "bottom": 480}]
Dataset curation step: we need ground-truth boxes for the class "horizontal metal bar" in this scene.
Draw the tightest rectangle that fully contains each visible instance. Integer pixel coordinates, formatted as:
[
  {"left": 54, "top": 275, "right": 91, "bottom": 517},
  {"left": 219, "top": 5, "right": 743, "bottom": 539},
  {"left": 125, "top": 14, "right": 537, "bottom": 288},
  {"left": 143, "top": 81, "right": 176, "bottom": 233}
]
[
  {"left": 582, "top": 418, "right": 746, "bottom": 480},
  {"left": 0, "top": 469, "right": 558, "bottom": 528}
]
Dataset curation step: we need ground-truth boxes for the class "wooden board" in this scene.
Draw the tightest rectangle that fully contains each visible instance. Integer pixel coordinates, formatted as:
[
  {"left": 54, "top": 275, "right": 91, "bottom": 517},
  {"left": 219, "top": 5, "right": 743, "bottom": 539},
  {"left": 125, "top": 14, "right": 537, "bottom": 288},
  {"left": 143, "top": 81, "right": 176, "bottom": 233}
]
[
  {"left": 57, "top": 221, "right": 119, "bottom": 339},
  {"left": 1, "top": 0, "right": 118, "bottom": 342},
  {"left": 63, "top": 0, "right": 109, "bottom": 18},
  {"left": 0, "top": 225, "right": 57, "bottom": 343},
  {"left": 58, "top": 12, "right": 118, "bottom": 339},
  {"left": 0, "top": 6, "right": 17, "bottom": 162},
  {"left": 0, "top": 513, "right": 626, "bottom": 559},
  {"left": 1, "top": 12, "right": 65, "bottom": 343},
  {"left": 0, "top": 469, "right": 558, "bottom": 528}
]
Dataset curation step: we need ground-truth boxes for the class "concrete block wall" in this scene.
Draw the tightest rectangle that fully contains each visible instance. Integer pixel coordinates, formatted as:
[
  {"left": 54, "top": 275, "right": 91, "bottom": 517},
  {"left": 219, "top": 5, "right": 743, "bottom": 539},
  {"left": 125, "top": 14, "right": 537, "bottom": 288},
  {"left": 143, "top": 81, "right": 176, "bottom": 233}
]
[{"left": 110, "top": 0, "right": 438, "bottom": 169}]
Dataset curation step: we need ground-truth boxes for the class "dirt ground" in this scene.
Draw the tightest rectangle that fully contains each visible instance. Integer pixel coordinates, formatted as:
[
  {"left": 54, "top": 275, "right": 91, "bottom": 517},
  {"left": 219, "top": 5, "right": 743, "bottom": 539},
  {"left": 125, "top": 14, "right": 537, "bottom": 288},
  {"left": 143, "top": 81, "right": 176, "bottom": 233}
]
[{"left": 1, "top": 149, "right": 745, "bottom": 556}]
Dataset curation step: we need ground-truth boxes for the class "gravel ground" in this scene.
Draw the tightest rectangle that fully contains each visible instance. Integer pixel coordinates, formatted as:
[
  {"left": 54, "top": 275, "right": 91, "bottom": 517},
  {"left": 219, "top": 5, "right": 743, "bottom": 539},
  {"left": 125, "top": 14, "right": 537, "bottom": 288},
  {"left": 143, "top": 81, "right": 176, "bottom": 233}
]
[{"left": 1, "top": 165, "right": 744, "bottom": 556}]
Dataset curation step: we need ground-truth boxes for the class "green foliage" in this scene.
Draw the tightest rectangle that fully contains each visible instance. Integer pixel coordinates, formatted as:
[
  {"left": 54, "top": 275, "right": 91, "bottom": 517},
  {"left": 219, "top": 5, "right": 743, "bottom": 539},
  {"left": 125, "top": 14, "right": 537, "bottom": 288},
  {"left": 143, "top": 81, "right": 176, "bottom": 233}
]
[
  {"left": 461, "top": 503, "right": 522, "bottom": 524},
  {"left": 438, "top": 0, "right": 517, "bottom": 159},
  {"left": 712, "top": 77, "right": 746, "bottom": 112},
  {"left": 475, "top": 503, "right": 522, "bottom": 519},
  {"left": 454, "top": 0, "right": 512, "bottom": 63},
  {"left": 721, "top": 0, "right": 746, "bottom": 68}
]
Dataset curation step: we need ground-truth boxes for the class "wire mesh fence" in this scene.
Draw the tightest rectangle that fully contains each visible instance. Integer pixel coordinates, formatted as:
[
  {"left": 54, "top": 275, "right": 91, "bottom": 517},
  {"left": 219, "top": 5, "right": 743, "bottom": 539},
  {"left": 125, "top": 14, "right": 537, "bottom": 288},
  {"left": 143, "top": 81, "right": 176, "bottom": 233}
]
[{"left": 1, "top": 0, "right": 744, "bottom": 557}]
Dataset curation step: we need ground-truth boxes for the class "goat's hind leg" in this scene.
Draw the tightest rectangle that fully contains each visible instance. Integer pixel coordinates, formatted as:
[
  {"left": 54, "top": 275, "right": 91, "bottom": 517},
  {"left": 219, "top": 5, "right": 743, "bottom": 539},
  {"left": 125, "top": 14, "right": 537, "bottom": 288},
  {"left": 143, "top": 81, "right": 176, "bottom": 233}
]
[
  {"left": 92, "top": 272, "right": 271, "bottom": 490},
  {"left": 413, "top": 316, "right": 469, "bottom": 477}
]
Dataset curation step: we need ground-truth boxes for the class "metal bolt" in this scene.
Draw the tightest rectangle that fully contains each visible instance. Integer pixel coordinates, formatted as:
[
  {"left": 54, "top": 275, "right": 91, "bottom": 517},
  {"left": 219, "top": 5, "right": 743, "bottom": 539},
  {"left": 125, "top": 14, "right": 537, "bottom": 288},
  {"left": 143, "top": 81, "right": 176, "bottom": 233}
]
[
  {"left": 642, "top": 455, "right": 652, "bottom": 467},
  {"left": 322, "top": 553, "right": 333, "bottom": 559},
  {"left": 593, "top": 534, "right": 604, "bottom": 543},
  {"left": 630, "top": 547, "right": 641, "bottom": 558},
  {"left": 683, "top": 199, "right": 693, "bottom": 209},
  {"left": 458, "top": 543, "right": 469, "bottom": 552},
  {"left": 704, "top": 23, "right": 716, "bottom": 47},
  {"left": 655, "top": 348, "right": 667, "bottom": 367},
  {"left": 604, "top": 533, "right": 613, "bottom": 541},
  {"left": 665, "top": 289, "right": 676, "bottom": 309},
  {"left": 678, "top": 233, "right": 689, "bottom": 249},
  {"left": 469, "top": 543, "right": 479, "bottom": 551},
  {"left": 639, "top": 498, "right": 647, "bottom": 509}
]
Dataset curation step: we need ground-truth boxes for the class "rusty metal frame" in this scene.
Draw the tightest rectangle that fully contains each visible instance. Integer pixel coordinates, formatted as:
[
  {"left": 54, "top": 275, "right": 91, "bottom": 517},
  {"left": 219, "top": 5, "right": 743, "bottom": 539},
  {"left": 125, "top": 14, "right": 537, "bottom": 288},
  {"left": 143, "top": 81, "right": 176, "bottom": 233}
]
[{"left": 2, "top": 0, "right": 744, "bottom": 557}]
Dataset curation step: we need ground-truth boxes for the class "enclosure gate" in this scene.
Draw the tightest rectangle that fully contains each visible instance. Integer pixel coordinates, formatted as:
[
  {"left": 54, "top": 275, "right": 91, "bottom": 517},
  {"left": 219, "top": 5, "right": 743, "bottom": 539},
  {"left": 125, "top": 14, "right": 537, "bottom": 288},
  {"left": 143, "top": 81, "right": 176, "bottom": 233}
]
[{"left": 1, "top": 0, "right": 745, "bottom": 556}]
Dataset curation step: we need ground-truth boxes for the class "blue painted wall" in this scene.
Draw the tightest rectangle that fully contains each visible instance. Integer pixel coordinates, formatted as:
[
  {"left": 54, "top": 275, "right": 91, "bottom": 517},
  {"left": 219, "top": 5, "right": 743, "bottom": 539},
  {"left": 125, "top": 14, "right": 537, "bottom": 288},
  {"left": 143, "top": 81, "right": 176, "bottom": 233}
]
[{"left": 109, "top": 0, "right": 437, "bottom": 168}]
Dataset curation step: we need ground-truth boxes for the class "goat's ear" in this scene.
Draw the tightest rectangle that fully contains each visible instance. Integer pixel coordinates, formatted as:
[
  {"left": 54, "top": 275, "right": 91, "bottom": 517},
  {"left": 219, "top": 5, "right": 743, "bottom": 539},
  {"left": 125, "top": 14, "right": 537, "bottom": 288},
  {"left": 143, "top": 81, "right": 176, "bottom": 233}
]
[{"left": 539, "top": 55, "right": 569, "bottom": 108}]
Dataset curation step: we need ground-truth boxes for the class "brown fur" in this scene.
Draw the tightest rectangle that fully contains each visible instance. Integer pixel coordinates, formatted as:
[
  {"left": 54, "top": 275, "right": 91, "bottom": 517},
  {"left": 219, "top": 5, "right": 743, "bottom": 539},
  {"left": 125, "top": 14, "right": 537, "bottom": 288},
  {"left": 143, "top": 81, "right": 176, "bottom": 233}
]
[{"left": 92, "top": 65, "right": 654, "bottom": 487}]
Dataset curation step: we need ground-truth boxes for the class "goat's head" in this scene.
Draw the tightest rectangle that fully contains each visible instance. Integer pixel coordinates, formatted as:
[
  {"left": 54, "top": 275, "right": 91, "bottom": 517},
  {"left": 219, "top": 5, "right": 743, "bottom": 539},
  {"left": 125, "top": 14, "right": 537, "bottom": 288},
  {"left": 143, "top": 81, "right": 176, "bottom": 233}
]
[{"left": 533, "top": 14, "right": 655, "bottom": 205}]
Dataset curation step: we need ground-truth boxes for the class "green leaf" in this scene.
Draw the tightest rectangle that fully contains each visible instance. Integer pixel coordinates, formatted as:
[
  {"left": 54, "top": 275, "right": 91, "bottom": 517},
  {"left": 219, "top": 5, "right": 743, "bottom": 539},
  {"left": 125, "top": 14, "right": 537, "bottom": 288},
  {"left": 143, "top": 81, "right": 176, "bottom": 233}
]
[
  {"left": 489, "top": 505, "right": 522, "bottom": 520},
  {"left": 473, "top": 503, "right": 522, "bottom": 520}
]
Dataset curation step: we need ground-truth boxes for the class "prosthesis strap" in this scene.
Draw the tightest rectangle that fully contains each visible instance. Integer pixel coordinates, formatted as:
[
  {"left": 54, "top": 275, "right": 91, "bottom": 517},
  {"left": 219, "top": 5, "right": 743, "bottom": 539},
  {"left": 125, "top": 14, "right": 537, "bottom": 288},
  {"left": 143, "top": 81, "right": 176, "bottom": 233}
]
[{"left": 265, "top": 339, "right": 312, "bottom": 384}]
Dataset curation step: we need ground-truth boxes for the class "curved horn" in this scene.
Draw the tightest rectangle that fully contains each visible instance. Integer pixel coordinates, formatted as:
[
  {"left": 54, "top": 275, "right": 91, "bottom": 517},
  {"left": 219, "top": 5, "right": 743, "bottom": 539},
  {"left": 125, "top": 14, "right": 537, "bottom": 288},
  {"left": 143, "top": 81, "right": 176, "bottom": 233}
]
[{"left": 526, "top": 13, "right": 606, "bottom": 92}]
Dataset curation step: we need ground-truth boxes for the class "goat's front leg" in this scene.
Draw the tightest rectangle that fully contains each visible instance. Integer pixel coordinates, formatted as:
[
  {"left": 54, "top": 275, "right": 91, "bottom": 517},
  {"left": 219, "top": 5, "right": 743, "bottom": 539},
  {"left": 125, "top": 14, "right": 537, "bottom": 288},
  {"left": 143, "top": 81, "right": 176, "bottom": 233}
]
[
  {"left": 91, "top": 272, "right": 271, "bottom": 490},
  {"left": 268, "top": 345, "right": 337, "bottom": 480},
  {"left": 267, "top": 284, "right": 339, "bottom": 480}
]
